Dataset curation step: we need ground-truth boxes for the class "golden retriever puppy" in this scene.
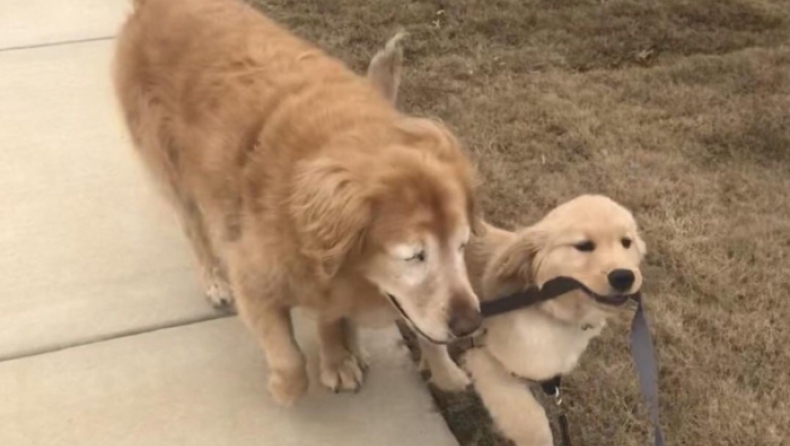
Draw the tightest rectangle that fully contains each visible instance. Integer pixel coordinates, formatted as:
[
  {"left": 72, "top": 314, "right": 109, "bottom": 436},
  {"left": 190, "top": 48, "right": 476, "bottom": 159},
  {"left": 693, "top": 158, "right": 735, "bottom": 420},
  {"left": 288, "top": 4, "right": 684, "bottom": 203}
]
[
  {"left": 460, "top": 195, "right": 647, "bottom": 446},
  {"left": 113, "top": 0, "right": 483, "bottom": 406}
]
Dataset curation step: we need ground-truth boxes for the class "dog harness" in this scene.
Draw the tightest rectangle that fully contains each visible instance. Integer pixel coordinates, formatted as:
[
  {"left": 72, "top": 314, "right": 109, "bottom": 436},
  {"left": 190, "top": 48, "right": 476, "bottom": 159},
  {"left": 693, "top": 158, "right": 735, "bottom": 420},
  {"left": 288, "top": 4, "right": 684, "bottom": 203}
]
[{"left": 478, "top": 276, "right": 665, "bottom": 446}]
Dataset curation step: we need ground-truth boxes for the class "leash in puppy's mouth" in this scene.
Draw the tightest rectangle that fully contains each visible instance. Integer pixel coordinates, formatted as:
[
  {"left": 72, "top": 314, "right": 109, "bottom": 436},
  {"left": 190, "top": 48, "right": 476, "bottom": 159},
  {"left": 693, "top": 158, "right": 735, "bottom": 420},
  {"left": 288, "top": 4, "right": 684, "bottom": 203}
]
[
  {"left": 479, "top": 276, "right": 635, "bottom": 317},
  {"left": 478, "top": 276, "right": 665, "bottom": 446}
]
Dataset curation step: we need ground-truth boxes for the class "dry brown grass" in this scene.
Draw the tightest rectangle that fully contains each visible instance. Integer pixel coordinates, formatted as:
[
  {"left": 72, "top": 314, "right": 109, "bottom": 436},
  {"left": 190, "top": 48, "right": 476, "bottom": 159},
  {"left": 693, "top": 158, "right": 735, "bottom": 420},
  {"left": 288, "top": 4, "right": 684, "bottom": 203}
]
[{"left": 250, "top": 0, "right": 790, "bottom": 444}]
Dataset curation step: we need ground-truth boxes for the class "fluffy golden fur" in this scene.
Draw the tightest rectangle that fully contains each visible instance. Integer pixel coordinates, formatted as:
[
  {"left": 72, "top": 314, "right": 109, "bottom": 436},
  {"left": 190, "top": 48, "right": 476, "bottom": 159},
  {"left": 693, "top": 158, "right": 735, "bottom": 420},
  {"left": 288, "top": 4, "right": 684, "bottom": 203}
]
[
  {"left": 368, "top": 44, "right": 648, "bottom": 445},
  {"left": 113, "top": 0, "right": 483, "bottom": 406}
]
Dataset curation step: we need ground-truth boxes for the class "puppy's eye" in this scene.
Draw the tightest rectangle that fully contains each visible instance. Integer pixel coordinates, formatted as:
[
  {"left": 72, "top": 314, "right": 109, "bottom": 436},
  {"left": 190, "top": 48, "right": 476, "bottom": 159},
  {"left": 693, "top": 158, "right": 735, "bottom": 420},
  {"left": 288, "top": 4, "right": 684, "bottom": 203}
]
[
  {"left": 459, "top": 242, "right": 467, "bottom": 252},
  {"left": 622, "top": 238, "right": 633, "bottom": 249},
  {"left": 575, "top": 241, "right": 596, "bottom": 252},
  {"left": 406, "top": 251, "right": 426, "bottom": 262}
]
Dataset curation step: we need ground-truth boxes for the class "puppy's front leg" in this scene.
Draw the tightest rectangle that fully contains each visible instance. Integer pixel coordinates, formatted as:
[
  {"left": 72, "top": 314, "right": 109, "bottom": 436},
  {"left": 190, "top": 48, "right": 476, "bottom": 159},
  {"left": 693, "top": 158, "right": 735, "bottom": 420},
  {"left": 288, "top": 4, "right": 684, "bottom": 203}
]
[
  {"left": 464, "top": 348, "right": 552, "bottom": 446},
  {"left": 418, "top": 338, "right": 471, "bottom": 392},
  {"left": 317, "top": 317, "right": 368, "bottom": 392}
]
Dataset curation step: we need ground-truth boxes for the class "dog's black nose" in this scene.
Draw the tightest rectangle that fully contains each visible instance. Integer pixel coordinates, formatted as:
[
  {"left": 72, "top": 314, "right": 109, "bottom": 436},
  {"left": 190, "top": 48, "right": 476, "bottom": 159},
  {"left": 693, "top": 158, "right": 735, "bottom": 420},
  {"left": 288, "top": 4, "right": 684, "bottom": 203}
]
[
  {"left": 448, "top": 301, "right": 482, "bottom": 338},
  {"left": 608, "top": 269, "right": 635, "bottom": 292}
]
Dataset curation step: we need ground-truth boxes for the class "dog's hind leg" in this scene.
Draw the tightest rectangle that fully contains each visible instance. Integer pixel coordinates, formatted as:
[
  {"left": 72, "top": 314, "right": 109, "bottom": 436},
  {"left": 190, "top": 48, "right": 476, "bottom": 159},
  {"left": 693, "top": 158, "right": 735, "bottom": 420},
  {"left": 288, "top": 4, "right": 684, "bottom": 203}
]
[
  {"left": 463, "top": 348, "right": 553, "bottom": 446},
  {"left": 177, "top": 198, "right": 234, "bottom": 309},
  {"left": 122, "top": 99, "right": 233, "bottom": 309}
]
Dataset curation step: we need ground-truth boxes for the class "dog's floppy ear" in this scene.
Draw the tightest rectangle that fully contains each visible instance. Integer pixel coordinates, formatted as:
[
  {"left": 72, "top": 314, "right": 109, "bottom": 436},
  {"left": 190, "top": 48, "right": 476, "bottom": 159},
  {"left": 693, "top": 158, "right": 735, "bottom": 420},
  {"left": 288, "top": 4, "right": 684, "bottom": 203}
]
[
  {"left": 624, "top": 206, "right": 647, "bottom": 260},
  {"left": 464, "top": 180, "right": 485, "bottom": 237},
  {"left": 367, "top": 31, "right": 407, "bottom": 105},
  {"left": 290, "top": 157, "right": 371, "bottom": 280},
  {"left": 395, "top": 116, "right": 484, "bottom": 235},
  {"left": 634, "top": 230, "right": 647, "bottom": 259},
  {"left": 482, "top": 227, "right": 544, "bottom": 298}
]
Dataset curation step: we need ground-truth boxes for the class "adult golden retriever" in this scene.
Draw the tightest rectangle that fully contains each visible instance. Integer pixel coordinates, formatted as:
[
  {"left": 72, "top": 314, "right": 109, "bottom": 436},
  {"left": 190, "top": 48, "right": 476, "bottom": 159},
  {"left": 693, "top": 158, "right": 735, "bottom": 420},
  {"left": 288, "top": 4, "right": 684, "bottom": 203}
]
[
  {"left": 113, "top": 0, "right": 482, "bottom": 406},
  {"left": 369, "top": 44, "right": 647, "bottom": 446}
]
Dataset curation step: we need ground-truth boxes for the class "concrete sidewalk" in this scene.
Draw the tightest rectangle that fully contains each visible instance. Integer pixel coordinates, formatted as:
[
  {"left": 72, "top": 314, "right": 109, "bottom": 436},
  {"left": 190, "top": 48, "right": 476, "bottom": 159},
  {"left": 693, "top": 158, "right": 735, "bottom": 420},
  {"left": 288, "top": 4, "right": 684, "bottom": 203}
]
[{"left": 0, "top": 2, "right": 456, "bottom": 445}]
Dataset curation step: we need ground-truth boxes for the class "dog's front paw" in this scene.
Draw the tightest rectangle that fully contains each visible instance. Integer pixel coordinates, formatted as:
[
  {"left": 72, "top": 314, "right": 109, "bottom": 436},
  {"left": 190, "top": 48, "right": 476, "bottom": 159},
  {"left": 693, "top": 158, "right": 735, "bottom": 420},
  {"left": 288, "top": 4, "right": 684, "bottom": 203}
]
[
  {"left": 268, "top": 367, "right": 309, "bottom": 407},
  {"left": 319, "top": 352, "right": 368, "bottom": 393}
]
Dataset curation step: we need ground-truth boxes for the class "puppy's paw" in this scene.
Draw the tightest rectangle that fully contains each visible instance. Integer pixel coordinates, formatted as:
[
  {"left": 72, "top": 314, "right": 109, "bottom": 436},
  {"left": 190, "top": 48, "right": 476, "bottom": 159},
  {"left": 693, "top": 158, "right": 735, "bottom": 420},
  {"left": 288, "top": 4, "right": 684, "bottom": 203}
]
[
  {"left": 510, "top": 425, "right": 553, "bottom": 446},
  {"left": 268, "top": 368, "right": 309, "bottom": 407},
  {"left": 319, "top": 352, "right": 368, "bottom": 393},
  {"left": 428, "top": 361, "right": 472, "bottom": 392}
]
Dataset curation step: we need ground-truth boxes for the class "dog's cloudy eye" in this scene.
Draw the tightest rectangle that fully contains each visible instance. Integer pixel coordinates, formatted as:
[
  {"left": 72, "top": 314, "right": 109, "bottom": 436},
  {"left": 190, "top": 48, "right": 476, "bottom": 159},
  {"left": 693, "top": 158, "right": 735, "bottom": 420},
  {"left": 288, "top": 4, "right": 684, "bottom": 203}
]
[
  {"left": 406, "top": 251, "right": 426, "bottom": 262},
  {"left": 575, "top": 241, "right": 596, "bottom": 252},
  {"left": 622, "top": 238, "right": 632, "bottom": 249}
]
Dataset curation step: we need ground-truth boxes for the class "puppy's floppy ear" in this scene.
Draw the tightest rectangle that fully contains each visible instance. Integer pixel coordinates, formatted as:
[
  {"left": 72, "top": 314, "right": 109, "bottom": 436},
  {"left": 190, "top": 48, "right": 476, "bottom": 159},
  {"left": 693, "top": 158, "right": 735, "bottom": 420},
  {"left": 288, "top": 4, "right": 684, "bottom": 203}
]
[
  {"left": 634, "top": 231, "right": 647, "bottom": 259},
  {"left": 290, "top": 157, "right": 371, "bottom": 280},
  {"left": 482, "top": 227, "right": 544, "bottom": 298}
]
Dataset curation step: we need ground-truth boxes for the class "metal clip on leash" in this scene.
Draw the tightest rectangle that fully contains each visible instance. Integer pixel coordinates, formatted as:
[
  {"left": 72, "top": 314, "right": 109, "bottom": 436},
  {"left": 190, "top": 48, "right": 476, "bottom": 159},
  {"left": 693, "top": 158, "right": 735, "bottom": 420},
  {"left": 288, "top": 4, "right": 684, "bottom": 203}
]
[
  {"left": 545, "top": 379, "right": 571, "bottom": 446},
  {"left": 557, "top": 404, "right": 571, "bottom": 446}
]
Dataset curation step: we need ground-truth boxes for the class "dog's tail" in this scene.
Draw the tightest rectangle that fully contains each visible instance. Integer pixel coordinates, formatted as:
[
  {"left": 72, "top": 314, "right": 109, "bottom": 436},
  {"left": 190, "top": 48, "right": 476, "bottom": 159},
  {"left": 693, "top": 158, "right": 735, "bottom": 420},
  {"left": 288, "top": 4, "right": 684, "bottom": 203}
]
[{"left": 367, "top": 31, "right": 408, "bottom": 105}]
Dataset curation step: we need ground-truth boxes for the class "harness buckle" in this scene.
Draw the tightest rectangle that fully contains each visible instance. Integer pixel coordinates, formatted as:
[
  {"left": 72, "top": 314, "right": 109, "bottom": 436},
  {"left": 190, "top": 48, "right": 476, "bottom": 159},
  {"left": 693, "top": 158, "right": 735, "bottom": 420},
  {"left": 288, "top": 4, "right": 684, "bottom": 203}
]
[{"left": 552, "top": 387, "right": 563, "bottom": 406}]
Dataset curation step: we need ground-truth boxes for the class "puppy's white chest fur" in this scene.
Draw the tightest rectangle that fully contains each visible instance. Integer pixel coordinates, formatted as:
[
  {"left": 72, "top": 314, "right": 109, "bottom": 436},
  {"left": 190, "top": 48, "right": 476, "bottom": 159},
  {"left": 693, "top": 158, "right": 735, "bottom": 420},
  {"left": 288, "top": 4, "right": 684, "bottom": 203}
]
[{"left": 483, "top": 309, "right": 605, "bottom": 381}]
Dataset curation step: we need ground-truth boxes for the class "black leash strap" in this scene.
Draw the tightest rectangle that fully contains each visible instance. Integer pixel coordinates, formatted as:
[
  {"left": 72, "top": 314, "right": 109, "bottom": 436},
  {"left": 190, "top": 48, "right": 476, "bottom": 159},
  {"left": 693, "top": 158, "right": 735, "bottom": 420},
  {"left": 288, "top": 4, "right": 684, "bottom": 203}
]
[
  {"left": 480, "top": 276, "right": 665, "bottom": 446},
  {"left": 540, "top": 376, "right": 572, "bottom": 446},
  {"left": 631, "top": 294, "right": 665, "bottom": 446},
  {"left": 480, "top": 276, "right": 585, "bottom": 317},
  {"left": 558, "top": 412, "right": 572, "bottom": 446}
]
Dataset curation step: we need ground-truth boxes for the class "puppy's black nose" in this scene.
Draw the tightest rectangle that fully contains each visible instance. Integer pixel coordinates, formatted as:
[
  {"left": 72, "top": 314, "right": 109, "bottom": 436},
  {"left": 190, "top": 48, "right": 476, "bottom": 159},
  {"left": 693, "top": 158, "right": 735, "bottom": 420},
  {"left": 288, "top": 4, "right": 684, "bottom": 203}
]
[
  {"left": 448, "top": 300, "right": 482, "bottom": 338},
  {"left": 608, "top": 269, "right": 635, "bottom": 292}
]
